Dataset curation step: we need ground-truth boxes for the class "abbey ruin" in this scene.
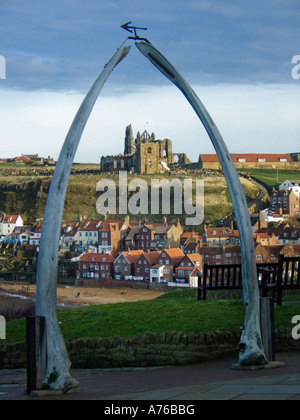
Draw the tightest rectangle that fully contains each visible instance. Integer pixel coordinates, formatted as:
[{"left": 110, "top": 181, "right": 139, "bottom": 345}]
[{"left": 100, "top": 125, "right": 191, "bottom": 174}]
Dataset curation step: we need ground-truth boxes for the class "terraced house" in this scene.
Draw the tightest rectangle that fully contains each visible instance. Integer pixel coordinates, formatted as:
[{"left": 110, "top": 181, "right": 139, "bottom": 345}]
[{"left": 79, "top": 252, "right": 115, "bottom": 280}]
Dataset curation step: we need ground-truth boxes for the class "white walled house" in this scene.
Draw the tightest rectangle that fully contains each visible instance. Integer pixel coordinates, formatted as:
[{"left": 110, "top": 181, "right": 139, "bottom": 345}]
[{"left": 0, "top": 214, "right": 23, "bottom": 237}]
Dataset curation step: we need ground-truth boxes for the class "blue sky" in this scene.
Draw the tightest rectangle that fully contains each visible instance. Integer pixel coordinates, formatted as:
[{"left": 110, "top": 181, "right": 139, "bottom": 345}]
[{"left": 0, "top": 0, "right": 299, "bottom": 162}]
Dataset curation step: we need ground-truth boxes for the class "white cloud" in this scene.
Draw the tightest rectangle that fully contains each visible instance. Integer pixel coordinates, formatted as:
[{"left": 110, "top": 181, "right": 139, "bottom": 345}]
[{"left": 0, "top": 83, "right": 299, "bottom": 163}]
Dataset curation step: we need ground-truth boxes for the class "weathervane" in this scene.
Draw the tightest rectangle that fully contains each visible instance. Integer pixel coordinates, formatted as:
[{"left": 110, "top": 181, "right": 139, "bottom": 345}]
[{"left": 121, "top": 21, "right": 148, "bottom": 41}]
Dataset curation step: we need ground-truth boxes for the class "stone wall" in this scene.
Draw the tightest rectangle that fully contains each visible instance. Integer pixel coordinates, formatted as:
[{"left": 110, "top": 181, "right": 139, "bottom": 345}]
[{"left": 0, "top": 328, "right": 299, "bottom": 370}]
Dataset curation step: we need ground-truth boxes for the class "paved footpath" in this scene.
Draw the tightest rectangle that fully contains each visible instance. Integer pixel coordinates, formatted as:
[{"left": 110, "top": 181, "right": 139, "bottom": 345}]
[{"left": 0, "top": 353, "right": 299, "bottom": 400}]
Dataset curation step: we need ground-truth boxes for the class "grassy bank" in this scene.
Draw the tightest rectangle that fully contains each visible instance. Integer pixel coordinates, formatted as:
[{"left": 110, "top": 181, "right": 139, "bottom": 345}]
[
  {"left": 5, "top": 289, "right": 300, "bottom": 344},
  {"left": 238, "top": 168, "right": 300, "bottom": 189},
  {"left": 0, "top": 172, "right": 259, "bottom": 227}
]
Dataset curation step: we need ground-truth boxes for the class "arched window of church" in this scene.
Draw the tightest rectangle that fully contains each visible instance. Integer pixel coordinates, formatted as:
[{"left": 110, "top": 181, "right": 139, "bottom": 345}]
[
  {"left": 121, "top": 159, "right": 125, "bottom": 169},
  {"left": 113, "top": 159, "right": 117, "bottom": 169},
  {"left": 163, "top": 149, "right": 167, "bottom": 158},
  {"left": 148, "top": 147, "right": 152, "bottom": 154}
]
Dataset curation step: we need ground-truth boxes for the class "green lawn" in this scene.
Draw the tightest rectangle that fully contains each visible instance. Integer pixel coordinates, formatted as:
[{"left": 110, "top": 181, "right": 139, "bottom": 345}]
[
  {"left": 5, "top": 290, "right": 300, "bottom": 344},
  {"left": 238, "top": 168, "right": 300, "bottom": 189}
]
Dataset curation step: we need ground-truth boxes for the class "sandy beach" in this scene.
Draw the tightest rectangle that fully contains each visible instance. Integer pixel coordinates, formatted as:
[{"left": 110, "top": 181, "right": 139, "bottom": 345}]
[{"left": 0, "top": 281, "right": 165, "bottom": 308}]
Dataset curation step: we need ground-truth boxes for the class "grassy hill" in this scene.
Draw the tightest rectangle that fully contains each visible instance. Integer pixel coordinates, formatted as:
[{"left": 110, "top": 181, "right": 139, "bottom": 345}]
[{"left": 0, "top": 169, "right": 259, "bottom": 228}]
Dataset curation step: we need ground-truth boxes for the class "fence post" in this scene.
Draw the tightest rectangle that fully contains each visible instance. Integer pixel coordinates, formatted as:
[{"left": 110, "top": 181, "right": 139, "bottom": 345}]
[
  {"left": 260, "top": 297, "right": 275, "bottom": 362},
  {"left": 26, "top": 316, "right": 47, "bottom": 393}
]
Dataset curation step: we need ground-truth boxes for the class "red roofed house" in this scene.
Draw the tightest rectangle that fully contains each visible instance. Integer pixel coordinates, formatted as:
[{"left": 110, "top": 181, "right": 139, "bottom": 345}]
[
  {"left": 175, "top": 253, "right": 203, "bottom": 287},
  {"left": 79, "top": 252, "right": 115, "bottom": 280},
  {"left": 134, "top": 251, "right": 161, "bottom": 281},
  {"left": 98, "top": 220, "right": 122, "bottom": 255},
  {"left": 204, "top": 225, "right": 238, "bottom": 247},
  {"left": 0, "top": 214, "right": 23, "bottom": 237},
  {"left": 113, "top": 250, "right": 144, "bottom": 280},
  {"left": 155, "top": 248, "right": 185, "bottom": 282}
]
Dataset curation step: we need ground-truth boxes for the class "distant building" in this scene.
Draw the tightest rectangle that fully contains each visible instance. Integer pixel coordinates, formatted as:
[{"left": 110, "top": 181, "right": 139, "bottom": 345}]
[
  {"left": 10, "top": 154, "right": 55, "bottom": 166},
  {"left": 198, "top": 153, "right": 295, "bottom": 170},
  {"left": 270, "top": 188, "right": 300, "bottom": 218},
  {"left": 79, "top": 252, "right": 115, "bottom": 280},
  {"left": 100, "top": 124, "right": 190, "bottom": 175},
  {"left": 0, "top": 214, "right": 23, "bottom": 237}
]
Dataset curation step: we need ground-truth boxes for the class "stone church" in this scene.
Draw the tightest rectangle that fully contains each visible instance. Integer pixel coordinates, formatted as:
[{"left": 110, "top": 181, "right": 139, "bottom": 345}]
[{"left": 100, "top": 125, "right": 190, "bottom": 175}]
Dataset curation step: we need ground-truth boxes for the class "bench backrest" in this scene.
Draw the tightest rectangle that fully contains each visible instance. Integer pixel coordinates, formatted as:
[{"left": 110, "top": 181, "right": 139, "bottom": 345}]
[
  {"left": 202, "top": 262, "right": 278, "bottom": 289},
  {"left": 278, "top": 255, "right": 300, "bottom": 289}
]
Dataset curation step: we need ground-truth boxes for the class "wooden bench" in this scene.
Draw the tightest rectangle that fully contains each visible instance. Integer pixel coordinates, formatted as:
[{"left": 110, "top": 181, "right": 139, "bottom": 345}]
[
  {"left": 260, "top": 255, "right": 300, "bottom": 306},
  {"left": 197, "top": 262, "right": 278, "bottom": 301}
]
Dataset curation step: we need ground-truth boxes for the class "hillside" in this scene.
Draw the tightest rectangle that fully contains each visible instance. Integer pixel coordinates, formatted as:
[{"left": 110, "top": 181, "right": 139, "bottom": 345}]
[{"left": 0, "top": 167, "right": 260, "bottom": 228}]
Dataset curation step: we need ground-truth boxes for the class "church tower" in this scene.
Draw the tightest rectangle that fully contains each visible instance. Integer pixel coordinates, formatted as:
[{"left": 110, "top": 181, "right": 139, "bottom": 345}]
[{"left": 124, "top": 124, "right": 135, "bottom": 155}]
